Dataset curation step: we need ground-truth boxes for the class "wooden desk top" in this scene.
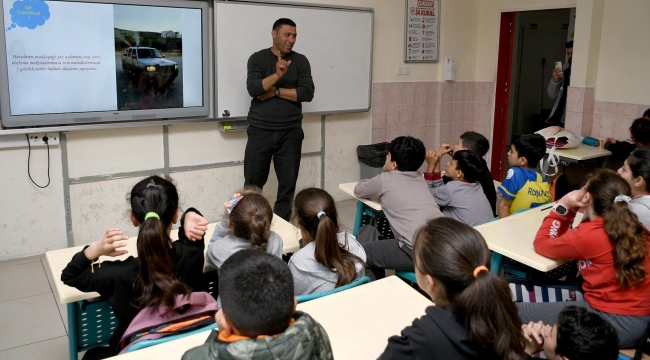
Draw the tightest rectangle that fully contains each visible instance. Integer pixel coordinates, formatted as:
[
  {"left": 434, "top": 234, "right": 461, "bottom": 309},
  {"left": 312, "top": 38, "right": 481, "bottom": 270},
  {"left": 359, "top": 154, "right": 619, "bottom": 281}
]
[
  {"left": 45, "top": 216, "right": 300, "bottom": 304},
  {"left": 474, "top": 204, "right": 582, "bottom": 272},
  {"left": 546, "top": 144, "right": 611, "bottom": 161},
  {"left": 106, "top": 276, "right": 431, "bottom": 360}
]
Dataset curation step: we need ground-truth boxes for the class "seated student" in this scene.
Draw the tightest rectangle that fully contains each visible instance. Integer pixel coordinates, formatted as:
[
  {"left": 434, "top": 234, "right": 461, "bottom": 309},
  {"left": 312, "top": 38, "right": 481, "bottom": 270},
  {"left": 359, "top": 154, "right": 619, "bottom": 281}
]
[
  {"left": 62, "top": 176, "right": 208, "bottom": 360},
  {"left": 605, "top": 115, "right": 650, "bottom": 159},
  {"left": 424, "top": 148, "right": 494, "bottom": 226},
  {"left": 379, "top": 218, "right": 526, "bottom": 360},
  {"left": 443, "top": 131, "right": 498, "bottom": 216},
  {"left": 354, "top": 136, "right": 443, "bottom": 280},
  {"left": 521, "top": 306, "right": 619, "bottom": 360},
  {"left": 497, "top": 134, "right": 551, "bottom": 217},
  {"left": 618, "top": 146, "right": 650, "bottom": 229},
  {"left": 289, "top": 188, "right": 366, "bottom": 295},
  {"left": 518, "top": 169, "right": 650, "bottom": 347},
  {"left": 206, "top": 189, "right": 283, "bottom": 270},
  {"left": 181, "top": 250, "right": 333, "bottom": 360}
]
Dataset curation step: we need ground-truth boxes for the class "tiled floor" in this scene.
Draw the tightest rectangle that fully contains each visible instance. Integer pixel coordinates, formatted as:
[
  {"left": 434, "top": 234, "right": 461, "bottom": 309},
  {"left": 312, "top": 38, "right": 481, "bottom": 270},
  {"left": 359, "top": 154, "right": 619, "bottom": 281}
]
[{"left": 0, "top": 200, "right": 359, "bottom": 360}]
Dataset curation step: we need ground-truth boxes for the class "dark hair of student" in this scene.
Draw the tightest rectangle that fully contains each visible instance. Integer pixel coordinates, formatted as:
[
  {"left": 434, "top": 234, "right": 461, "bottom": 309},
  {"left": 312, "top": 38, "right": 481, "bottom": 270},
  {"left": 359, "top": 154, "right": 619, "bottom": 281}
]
[
  {"left": 129, "top": 175, "right": 190, "bottom": 309},
  {"left": 414, "top": 218, "right": 525, "bottom": 360},
  {"left": 230, "top": 188, "right": 273, "bottom": 251},
  {"left": 460, "top": 131, "right": 490, "bottom": 157},
  {"left": 452, "top": 150, "right": 485, "bottom": 183},
  {"left": 565, "top": 40, "right": 574, "bottom": 48},
  {"left": 643, "top": 108, "right": 650, "bottom": 118},
  {"left": 293, "top": 188, "right": 365, "bottom": 287},
  {"left": 585, "top": 169, "right": 649, "bottom": 288},
  {"left": 511, "top": 133, "right": 546, "bottom": 167},
  {"left": 273, "top": 18, "right": 296, "bottom": 31},
  {"left": 627, "top": 147, "right": 650, "bottom": 191},
  {"left": 629, "top": 118, "right": 650, "bottom": 144},
  {"left": 388, "top": 136, "right": 426, "bottom": 172},
  {"left": 219, "top": 249, "right": 294, "bottom": 337},
  {"left": 555, "top": 306, "right": 619, "bottom": 360}
]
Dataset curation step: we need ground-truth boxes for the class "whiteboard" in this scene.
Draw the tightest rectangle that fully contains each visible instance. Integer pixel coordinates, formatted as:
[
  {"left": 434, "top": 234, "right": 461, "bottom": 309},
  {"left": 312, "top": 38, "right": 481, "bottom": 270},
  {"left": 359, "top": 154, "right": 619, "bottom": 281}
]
[{"left": 215, "top": 1, "right": 373, "bottom": 119}]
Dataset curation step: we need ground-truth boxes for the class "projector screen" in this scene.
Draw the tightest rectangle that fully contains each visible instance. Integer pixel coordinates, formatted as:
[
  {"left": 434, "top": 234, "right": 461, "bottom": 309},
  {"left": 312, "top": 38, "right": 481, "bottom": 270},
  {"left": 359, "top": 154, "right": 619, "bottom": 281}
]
[{"left": 0, "top": 0, "right": 209, "bottom": 128}]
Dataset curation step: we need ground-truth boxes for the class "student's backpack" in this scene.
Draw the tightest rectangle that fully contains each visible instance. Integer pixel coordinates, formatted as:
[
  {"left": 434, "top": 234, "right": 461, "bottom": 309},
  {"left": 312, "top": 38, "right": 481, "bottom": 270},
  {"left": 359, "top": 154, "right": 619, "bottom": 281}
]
[{"left": 118, "top": 291, "right": 219, "bottom": 354}]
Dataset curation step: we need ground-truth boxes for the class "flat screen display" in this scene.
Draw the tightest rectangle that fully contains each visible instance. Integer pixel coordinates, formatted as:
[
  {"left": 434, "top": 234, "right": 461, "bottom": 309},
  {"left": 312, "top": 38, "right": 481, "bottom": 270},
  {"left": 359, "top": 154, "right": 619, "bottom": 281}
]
[{"left": 0, "top": 0, "right": 209, "bottom": 128}]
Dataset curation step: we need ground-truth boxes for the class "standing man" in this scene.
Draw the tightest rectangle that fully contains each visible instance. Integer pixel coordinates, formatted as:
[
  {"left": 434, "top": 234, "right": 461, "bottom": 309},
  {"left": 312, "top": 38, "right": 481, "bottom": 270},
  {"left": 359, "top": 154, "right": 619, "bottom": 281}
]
[
  {"left": 546, "top": 41, "right": 573, "bottom": 125},
  {"left": 244, "top": 18, "right": 315, "bottom": 221}
]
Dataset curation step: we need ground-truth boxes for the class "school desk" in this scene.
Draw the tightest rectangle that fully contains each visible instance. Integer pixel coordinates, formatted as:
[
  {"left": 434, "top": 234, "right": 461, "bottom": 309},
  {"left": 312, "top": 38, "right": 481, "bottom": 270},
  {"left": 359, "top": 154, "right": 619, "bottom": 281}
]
[
  {"left": 105, "top": 276, "right": 431, "bottom": 360},
  {"left": 44, "top": 215, "right": 300, "bottom": 360},
  {"left": 546, "top": 144, "right": 611, "bottom": 164},
  {"left": 339, "top": 179, "right": 502, "bottom": 236},
  {"left": 474, "top": 204, "right": 582, "bottom": 272}
]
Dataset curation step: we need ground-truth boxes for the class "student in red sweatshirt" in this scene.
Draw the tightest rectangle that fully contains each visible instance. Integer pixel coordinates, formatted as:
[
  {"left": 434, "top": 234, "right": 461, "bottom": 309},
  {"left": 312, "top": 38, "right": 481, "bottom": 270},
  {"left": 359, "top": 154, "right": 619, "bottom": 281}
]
[{"left": 517, "top": 169, "right": 650, "bottom": 348}]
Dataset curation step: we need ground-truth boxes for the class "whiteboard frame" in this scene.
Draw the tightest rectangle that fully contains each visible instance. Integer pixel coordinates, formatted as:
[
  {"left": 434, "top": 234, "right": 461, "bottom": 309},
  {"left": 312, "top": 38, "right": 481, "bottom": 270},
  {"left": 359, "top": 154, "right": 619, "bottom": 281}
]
[
  {"left": 403, "top": 0, "right": 440, "bottom": 63},
  {"left": 213, "top": 0, "right": 374, "bottom": 121}
]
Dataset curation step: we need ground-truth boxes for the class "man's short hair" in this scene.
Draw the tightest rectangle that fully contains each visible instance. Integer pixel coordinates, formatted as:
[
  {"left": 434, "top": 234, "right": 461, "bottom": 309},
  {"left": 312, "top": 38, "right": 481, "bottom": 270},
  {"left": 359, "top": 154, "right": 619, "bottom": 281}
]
[
  {"left": 511, "top": 134, "right": 546, "bottom": 166},
  {"left": 460, "top": 131, "right": 490, "bottom": 157},
  {"left": 388, "top": 136, "right": 426, "bottom": 172},
  {"left": 556, "top": 306, "right": 619, "bottom": 360},
  {"left": 452, "top": 150, "right": 485, "bottom": 182},
  {"left": 643, "top": 108, "right": 650, "bottom": 118},
  {"left": 219, "top": 249, "right": 295, "bottom": 337},
  {"left": 273, "top": 18, "right": 296, "bottom": 31},
  {"left": 630, "top": 118, "right": 650, "bottom": 144},
  {"left": 565, "top": 40, "right": 574, "bottom": 48}
]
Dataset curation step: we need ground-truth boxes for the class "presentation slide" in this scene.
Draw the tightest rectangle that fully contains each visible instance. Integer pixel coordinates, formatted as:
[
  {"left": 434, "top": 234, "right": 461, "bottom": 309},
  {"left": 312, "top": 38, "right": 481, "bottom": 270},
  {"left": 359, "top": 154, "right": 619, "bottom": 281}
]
[{"left": 2, "top": 0, "right": 203, "bottom": 116}]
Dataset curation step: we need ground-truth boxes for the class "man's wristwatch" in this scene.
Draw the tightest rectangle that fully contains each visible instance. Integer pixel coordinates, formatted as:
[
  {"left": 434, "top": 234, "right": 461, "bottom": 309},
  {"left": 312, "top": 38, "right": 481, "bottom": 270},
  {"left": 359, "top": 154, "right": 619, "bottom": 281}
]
[
  {"left": 553, "top": 203, "right": 569, "bottom": 216},
  {"left": 274, "top": 88, "right": 281, "bottom": 98}
]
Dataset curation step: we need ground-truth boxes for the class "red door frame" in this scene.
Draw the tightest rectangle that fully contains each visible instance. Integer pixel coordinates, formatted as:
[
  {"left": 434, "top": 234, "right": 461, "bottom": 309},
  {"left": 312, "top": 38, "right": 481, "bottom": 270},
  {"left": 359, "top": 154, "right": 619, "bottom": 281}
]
[{"left": 490, "top": 12, "right": 516, "bottom": 180}]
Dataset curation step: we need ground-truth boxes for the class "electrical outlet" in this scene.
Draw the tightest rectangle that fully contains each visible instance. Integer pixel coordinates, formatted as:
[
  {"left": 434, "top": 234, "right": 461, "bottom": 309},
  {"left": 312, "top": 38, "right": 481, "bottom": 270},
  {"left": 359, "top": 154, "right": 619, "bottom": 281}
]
[
  {"left": 396, "top": 66, "right": 404, "bottom": 75},
  {"left": 27, "top": 132, "right": 60, "bottom": 146},
  {"left": 404, "top": 67, "right": 411, "bottom": 75}
]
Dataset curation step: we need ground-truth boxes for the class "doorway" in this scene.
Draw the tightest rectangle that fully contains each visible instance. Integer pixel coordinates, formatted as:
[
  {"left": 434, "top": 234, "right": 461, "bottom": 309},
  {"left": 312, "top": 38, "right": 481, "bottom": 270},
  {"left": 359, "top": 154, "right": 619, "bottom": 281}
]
[{"left": 491, "top": 8, "right": 575, "bottom": 180}]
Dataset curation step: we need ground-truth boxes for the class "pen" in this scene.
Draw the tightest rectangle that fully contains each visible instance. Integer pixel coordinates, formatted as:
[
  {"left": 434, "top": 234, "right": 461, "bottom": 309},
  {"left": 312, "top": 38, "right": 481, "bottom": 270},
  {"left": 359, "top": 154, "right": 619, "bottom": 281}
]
[{"left": 540, "top": 205, "right": 553, "bottom": 211}]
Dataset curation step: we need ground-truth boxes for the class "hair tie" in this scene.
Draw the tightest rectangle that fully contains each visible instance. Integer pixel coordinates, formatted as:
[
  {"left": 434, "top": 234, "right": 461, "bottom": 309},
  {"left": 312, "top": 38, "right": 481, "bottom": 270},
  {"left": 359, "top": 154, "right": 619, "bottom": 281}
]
[
  {"left": 144, "top": 212, "right": 160, "bottom": 221},
  {"left": 146, "top": 179, "right": 160, "bottom": 189},
  {"left": 317, "top": 211, "right": 326, "bottom": 219},
  {"left": 614, "top": 195, "right": 631, "bottom": 204},
  {"left": 473, "top": 265, "right": 488, "bottom": 278},
  {"left": 226, "top": 193, "right": 243, "bottom": 214}
]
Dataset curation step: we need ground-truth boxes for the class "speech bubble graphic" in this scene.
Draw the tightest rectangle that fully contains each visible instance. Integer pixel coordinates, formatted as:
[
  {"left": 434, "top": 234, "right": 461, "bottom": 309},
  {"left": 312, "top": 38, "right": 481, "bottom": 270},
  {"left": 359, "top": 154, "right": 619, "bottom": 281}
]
[{"left": 7, "top": 0, "right": 50, "bottom": 31}]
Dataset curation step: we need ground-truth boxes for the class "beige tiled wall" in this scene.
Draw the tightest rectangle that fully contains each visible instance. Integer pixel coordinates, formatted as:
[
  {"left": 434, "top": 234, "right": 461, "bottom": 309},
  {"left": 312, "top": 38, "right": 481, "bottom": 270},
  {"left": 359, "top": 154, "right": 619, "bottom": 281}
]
[{"left": 371, "top": 81, "right": 494, "bottom": 150}]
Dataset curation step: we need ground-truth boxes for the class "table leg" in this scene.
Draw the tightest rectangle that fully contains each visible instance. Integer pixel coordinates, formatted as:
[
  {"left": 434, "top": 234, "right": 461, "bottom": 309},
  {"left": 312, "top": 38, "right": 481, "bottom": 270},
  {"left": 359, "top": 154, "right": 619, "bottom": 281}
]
[
  {"left": 67, "top": 302, "right": 79, "bottom": 360},
  {"left": 353, "top": 201, "right": 364, "bottom": 236}
]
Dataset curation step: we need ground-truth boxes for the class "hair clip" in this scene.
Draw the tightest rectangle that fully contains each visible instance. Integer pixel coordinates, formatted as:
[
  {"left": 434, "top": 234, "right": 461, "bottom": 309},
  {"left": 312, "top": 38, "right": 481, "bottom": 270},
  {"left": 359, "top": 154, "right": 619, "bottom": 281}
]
[{"left": 226, "top": 193, "right": 243, "bottom": 214}]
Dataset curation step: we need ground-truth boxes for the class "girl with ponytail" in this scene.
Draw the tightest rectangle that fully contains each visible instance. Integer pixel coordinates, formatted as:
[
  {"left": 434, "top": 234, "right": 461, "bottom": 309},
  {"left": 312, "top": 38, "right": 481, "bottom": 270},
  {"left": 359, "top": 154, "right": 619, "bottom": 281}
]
[
  {"left": 519, "top": 169, "right": 650, "bottom": 348},
  {"left": 289, "top": 188, "right": 366, "bottom": 295},
  {"left": 206, "top": 188, "right": 283, "bottom": 270},
  {"left": 61, "top": 175, "right": 208, "bottom": 359},
  {"left": 379, "top": 217, "right": 526, "bottom": 360}
]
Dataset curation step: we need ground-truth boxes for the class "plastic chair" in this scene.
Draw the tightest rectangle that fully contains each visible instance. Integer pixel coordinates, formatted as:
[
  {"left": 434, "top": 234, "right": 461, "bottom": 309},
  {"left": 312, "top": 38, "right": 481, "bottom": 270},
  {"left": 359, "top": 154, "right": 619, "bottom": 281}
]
[
  {"left": 395, "top": 271, "right": 417, "bottom": 284},
  {"left": 125, "top": 323, "right": 217, "bottom": 353},
  {"left": 296, "top": 276, "right": 371, "bottom": 303},
  {"left": 68, "top": 299, "right": 118, "bottom": 360}
]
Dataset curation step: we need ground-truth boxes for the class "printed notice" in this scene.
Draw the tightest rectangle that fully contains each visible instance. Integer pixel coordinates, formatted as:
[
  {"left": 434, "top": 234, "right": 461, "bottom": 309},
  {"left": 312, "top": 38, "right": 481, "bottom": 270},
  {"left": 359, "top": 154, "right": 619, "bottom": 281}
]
[{"left": 405, "top": 0, "right": 439, "bottom": 62}]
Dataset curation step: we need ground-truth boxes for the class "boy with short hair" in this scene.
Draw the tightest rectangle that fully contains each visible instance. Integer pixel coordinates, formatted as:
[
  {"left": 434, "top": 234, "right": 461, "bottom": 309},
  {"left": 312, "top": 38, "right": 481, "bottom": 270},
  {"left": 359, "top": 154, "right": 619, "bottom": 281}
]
[
  {"left": 497, "top": 134, "right": 550, "bottom": 218},
  {"left": 605, "top": 116, "right": 650, "bottom": 159},
  {"left": 354, "top": 136, "right": 443, "bottom": 280},
  {"left": 182, "top": 250, "right": 333, "bottom": 360},
  {"left": 521, "top": 306, "right": 619, "bottom": 360},
  {"left": 443, "top": 131, "right": 498, "bottom": 216},
  {"left": 424, "top": 148, "right": 494, "bottom": 226}
]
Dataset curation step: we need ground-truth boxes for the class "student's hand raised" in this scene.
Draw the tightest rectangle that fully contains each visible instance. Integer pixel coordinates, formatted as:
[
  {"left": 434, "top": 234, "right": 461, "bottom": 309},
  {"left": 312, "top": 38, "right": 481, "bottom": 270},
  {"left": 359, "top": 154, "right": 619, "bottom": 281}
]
[
  {"left": 275, "top": 50, "right": 292, "bottom": 78},
  {"left": 84, "top": 228, "right": 129, "bottom": 260},
  {"left": 557, "top": 187, "right": 589, "bottom": 212},
  {"left": 184, "top": 212, "right": 208, "bottom": 242},
  {"left": 521, "top": 321, "right": 546, "bottom": 355},
  {"left": 425, "top": 149, "right": 440, "bottom": 166}
]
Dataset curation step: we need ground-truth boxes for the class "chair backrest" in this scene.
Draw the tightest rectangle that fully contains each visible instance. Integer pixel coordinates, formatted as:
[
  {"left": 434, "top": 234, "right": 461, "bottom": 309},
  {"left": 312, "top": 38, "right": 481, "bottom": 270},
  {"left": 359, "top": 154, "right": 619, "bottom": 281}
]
[
  {"left": 125, "top": 323, "right": 217, "bottom": 353},
  {"left": 296, "top": 276, "right": 371, "bottom": 303},
  {"left": 395, "top": 271, "right": 417, "bottom": 283}
]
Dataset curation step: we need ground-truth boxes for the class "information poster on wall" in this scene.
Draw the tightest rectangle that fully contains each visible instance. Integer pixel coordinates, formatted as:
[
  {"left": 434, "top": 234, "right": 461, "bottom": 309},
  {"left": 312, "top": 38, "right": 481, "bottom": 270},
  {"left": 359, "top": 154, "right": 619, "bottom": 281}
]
[{"left": 404, "top": 0, "right": 439, "bottom": 63}]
